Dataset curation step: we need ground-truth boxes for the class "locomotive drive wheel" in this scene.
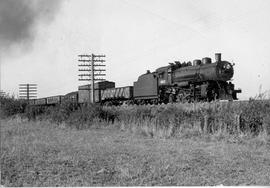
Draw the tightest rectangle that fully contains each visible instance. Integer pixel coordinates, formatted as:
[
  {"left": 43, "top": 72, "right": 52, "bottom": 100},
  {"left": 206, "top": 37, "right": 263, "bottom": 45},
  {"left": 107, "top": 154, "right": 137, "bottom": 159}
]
[{"left": 176, "top": 90, "right": 190, "bottom": 103}]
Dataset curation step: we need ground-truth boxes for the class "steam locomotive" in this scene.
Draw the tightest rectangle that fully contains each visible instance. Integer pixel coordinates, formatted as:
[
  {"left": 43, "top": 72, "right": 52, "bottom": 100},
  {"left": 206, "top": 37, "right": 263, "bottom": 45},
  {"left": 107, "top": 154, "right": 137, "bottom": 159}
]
[{"left": 30, "top": 53, "right": 241, "bottom": 106}]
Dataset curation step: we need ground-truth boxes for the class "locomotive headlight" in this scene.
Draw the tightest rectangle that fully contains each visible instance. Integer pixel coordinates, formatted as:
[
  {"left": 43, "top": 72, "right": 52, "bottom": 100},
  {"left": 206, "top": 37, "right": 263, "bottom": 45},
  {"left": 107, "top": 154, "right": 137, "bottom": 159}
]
[
  {"left": 222, "top": 63, "right": 233, "bottom": 74},
  {"left": 223, "top": 63, "right": 232, "bottom": 70},
  {"left": 217, "top": 61, "right": 234, "bottom": 81}
]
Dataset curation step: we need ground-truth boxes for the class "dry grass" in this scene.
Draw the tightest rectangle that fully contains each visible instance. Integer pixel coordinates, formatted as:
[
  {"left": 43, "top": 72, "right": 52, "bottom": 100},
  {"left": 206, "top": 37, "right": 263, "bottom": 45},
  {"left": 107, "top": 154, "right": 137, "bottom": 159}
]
[
  {"left": 109, "top": 100, "right": 270, "bottom": 137},
  {"left": 1, "top": 118, "right": 270, "bottom": 186}
]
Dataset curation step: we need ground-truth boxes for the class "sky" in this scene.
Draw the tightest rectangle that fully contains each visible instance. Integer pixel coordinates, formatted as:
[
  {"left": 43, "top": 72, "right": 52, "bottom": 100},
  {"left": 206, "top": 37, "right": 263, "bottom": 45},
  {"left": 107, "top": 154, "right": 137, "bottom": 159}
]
[{"left": 1, "top": 0, "right": 270, "bottom": 100}]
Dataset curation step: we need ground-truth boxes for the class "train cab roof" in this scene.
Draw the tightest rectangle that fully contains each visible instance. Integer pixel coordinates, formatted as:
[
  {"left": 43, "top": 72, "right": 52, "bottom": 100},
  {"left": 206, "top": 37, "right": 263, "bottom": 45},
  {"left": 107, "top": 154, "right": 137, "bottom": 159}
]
[{"left": 156, "top": 65, "right": 169, "bottom": 73}]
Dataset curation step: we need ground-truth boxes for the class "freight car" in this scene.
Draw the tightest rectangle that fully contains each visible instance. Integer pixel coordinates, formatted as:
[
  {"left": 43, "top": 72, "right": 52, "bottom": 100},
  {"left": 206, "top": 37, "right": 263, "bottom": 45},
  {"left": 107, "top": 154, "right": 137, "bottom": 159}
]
[
  {"left": 101, "top": 86, "right": 133, "bottom": 105},
  {"left": 30, "top": 53, "right": 241, "bottom": 106},
  {"left": 47, "top": 95, "right": 63, "bottom": 105},
  {"left": 63, "top": 91, "right": 79, "bottom": 104},
  {"left": 30, "top": 92, "right": 78, "bottom": 106},
  {"left": 78, "top": 81, "right": 115, "bottom": 103},
  {"left": 34, "top": 98, "right": 47, "bottom": 105}
]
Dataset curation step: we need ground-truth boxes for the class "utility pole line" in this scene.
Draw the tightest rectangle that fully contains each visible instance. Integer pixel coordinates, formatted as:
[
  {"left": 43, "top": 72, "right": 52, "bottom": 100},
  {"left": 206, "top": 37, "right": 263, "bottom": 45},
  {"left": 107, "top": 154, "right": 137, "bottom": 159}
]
[
  {"left": 19, "top": 84, "right": 37, "bottom": 104},
  {"left": 78, "top": 53, "right": 106, "bottom": 103},
  {"left": 91, "top": 54, "right": 95, "bottom": 103}
]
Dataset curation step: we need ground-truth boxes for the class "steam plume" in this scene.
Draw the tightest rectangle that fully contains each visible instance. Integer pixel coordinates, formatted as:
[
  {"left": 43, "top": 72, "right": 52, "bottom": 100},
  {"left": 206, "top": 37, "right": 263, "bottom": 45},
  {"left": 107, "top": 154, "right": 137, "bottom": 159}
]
[{"left": 0, "top": 0, "right": 62, "bottom": 53}]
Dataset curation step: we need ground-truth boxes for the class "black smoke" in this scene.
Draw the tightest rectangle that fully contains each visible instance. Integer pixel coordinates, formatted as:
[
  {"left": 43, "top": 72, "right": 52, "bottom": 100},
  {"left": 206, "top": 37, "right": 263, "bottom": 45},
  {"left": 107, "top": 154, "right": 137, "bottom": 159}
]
[{"left": 0, "top": 0, "right": 62, "bottom": 53}]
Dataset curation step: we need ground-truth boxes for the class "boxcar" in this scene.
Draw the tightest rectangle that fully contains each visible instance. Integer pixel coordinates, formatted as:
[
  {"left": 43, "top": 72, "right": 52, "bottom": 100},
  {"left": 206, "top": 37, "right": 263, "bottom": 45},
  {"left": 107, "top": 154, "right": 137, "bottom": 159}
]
[
  {"left": 29, "top": 99, "right": 36, "bottom": 105},
  {"left": 47, "top": 95, "right": 62, "bottom": 105},
  {"left": 35, "top": 98, "right": 47, "bottom": 105},
  {"left": 78, "top": 89, "right": 100, "bottom": 103},
  {"left": 63, "top": 91, "right": 78, "bottom": 103},
  {"left": 78, "top": 81, "right": 115, "bottom": 103}
]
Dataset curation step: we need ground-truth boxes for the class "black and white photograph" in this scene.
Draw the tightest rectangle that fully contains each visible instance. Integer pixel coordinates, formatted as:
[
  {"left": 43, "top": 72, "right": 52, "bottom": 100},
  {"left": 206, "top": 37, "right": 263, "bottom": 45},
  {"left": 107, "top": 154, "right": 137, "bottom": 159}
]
[{"left": 0, "top": 0, "right": 270, "bottom": 186}]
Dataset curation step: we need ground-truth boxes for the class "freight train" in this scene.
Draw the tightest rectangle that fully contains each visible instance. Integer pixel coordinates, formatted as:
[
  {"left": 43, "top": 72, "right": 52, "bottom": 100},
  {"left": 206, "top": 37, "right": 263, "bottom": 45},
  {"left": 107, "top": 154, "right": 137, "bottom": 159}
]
[{"left": 29, "top": 53, "right": 241, "bottom": 106}]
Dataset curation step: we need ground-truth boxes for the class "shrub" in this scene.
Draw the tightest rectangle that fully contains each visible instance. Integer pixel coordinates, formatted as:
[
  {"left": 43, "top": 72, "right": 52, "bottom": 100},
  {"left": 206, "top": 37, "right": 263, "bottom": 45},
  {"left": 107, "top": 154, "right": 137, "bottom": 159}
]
[
  {"left": 7, "top": 95, "right": 268, "bottom": 138},
  {"left": 66, "top": 104, "right": 102, "bottom": 128},
  {"left": 24, "top": 105, "right": 46, "bottom": 120},
  {"left": 240, "top": 99, "right": 270, "bottom": 135},
  {"left": 46, "top": 102, "right": 77, "bottom": 124},
  {"left": 0, "top": 95, "right": 26, "bottom": 118}
]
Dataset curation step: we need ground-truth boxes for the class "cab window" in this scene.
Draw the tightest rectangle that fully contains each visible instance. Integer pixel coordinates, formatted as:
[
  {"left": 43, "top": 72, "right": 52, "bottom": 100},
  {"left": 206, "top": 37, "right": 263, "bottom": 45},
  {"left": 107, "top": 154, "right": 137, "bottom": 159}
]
[{"left": 159, "top": 72, "right": 164, "bottom": 78}]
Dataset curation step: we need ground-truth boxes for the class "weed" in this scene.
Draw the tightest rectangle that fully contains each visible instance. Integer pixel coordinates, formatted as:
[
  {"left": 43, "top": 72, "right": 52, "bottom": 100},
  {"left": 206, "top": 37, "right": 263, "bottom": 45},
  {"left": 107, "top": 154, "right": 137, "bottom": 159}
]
[{"left": 2, "top": 94, "right": 270, "bottom": 138}]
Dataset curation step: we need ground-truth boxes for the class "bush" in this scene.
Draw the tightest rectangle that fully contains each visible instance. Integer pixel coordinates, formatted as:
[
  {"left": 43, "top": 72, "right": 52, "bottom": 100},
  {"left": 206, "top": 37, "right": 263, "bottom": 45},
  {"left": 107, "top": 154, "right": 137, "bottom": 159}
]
[
  {"left": 24, "top": 103, "right": 118, "bottom": 129},
  {"left": 46, "top": 102, "right": 77, "bottom": 124},
  {"left": 0, "top": 95, "right": 26, "bottom": 118},
  {"left": 24, "top": 105, "right": 46, "bottom": 120},
  {"left": 7, "top": 95, "right": 269, "bottom": 138},
  {"left": 240, "top": 99, "right": 270, "bottom": 135}
]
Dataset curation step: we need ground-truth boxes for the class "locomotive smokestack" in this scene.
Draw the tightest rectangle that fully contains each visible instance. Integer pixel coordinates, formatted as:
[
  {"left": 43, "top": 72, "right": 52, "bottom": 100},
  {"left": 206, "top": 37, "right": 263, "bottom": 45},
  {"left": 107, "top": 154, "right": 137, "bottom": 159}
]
[{"left": 215, "top": 53, "right": 221, "bottom": 62}]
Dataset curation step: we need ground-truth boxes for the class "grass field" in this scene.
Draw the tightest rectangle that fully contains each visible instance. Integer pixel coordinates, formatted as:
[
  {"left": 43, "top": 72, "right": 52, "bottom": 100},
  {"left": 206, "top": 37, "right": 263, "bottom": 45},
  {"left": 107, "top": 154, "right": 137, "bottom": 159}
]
[{"left": 1, "top": 118, "right": 270, "bottom": 186}]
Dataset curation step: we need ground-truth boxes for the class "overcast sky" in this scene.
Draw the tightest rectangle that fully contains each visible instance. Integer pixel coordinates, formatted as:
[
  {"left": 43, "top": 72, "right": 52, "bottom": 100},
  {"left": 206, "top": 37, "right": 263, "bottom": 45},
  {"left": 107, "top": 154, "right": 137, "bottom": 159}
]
[{"left": 1, "top": 0, "right": 270, "bottom": 99}]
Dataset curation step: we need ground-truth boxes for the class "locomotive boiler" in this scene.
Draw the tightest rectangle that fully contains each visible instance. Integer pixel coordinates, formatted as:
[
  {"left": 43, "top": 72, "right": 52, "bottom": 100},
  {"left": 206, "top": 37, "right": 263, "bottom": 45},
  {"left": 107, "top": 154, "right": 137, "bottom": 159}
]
[{"left": 133, "top": 53, "right": 241, "bottom": 104}]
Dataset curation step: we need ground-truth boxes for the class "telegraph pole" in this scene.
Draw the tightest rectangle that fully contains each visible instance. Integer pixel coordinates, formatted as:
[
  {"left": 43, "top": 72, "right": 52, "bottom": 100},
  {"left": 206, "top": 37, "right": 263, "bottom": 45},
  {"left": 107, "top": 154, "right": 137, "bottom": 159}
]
[
  {"left": 19, "top": 84, "right": 37, "bottom": 103},
  {"left": 78, "top": 54, "right": 106, "bottom": 103}
]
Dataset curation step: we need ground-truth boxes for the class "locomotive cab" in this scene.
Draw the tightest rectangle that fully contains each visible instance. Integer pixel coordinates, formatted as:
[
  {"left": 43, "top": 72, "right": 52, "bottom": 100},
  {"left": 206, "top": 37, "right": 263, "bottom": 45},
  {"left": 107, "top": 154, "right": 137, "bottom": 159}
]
[
  {"left": 156, "top": 66, "right": 170, "bottom": 86},
  {"left": 156, "top": 65, "right": 177, "bottom": 86}
]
